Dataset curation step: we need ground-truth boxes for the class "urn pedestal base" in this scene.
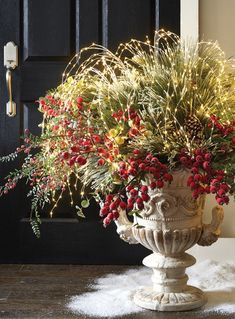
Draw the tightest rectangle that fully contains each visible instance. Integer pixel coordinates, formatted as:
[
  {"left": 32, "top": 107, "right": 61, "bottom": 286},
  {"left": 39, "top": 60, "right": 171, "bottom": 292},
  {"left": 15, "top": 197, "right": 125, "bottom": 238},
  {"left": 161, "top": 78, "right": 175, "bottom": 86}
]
[
  {"left": 133, "top": 252, "right": 207, "bottom": 312},
  {"left": 134, "top": 285, "right": 206, "bottom": 311}
]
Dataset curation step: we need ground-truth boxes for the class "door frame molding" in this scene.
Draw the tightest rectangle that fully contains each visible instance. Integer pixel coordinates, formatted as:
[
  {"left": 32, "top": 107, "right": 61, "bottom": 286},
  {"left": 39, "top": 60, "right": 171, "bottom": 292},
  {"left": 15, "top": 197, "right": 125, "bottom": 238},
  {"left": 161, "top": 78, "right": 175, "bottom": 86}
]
[{"left": 180, "top": 0, "right": 199, "bottom": 40}]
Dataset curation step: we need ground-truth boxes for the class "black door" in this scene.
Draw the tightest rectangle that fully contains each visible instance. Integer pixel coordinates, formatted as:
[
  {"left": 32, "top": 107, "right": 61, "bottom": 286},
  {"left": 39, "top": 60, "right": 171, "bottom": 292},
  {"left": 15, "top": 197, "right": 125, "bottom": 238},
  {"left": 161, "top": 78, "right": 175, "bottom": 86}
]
[{"left": 0, "top": 0, "right": 180, "bottom": 264}]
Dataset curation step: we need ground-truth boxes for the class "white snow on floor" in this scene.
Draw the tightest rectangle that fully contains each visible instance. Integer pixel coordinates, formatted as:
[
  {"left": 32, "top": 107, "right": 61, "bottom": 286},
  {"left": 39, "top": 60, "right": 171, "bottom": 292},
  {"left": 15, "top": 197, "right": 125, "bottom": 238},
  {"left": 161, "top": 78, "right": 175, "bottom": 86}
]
[{"left": 67, "top": 259, "right": 235, "bottom": 318}]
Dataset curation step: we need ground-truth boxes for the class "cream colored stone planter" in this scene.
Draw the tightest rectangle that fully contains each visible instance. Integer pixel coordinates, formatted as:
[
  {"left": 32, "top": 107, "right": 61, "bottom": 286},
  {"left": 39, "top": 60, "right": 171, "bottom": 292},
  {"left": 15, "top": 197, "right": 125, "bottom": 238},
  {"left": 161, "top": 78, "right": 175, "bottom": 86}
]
[{"left": 115, "top": 170, "right": 224, "bottom": 312}]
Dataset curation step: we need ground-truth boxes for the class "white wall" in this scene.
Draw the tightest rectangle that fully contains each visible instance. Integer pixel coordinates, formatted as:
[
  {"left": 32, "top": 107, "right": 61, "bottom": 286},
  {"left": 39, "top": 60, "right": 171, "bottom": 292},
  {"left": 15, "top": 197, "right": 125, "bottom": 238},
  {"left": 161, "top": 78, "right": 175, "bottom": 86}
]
[
  {"left": 200, "top": 0, "right": 235, "bottom": 237},
  {"left": 181, "top": 0, "right": 235, "bottom": 237},
  {"left": 200, "top": 0, "right": 235, "bottom": 58}
]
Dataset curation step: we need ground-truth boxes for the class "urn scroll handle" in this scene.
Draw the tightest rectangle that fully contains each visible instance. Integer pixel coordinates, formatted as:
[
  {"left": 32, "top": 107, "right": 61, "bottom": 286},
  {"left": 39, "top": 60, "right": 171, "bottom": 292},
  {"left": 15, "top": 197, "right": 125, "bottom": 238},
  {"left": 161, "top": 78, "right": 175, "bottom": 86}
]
[
  {"left": 114, "top": 209, "right": 138, "bottom": 244},
  {"left": 197, "top": 205, "right": 224, "bottom": 246}
]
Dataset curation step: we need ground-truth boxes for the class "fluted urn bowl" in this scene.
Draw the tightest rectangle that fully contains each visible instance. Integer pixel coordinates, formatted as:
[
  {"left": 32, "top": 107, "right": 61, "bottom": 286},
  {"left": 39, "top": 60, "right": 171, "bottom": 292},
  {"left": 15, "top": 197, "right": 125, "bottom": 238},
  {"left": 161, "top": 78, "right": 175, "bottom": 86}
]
[{"left": 115, "top": 170, "right": 224, "bottom": 312}]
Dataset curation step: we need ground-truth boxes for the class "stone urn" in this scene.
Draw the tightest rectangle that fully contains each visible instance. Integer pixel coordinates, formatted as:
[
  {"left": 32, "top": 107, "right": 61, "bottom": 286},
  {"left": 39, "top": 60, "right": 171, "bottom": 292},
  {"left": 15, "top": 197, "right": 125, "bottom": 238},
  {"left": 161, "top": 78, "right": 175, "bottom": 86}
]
[{"left": 115, "top": 170, "right": 224, "bottom": 311}]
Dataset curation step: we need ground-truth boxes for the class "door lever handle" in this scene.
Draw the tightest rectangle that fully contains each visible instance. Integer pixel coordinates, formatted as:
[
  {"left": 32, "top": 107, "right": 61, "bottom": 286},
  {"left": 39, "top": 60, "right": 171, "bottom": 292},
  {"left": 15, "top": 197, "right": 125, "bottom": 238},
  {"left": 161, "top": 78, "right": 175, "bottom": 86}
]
[
  {"left": 6, "top": 69, "right": 16, "bottom": 117},
  {"left": 4, "top": 42, "right": 18, "bottom": 117}
]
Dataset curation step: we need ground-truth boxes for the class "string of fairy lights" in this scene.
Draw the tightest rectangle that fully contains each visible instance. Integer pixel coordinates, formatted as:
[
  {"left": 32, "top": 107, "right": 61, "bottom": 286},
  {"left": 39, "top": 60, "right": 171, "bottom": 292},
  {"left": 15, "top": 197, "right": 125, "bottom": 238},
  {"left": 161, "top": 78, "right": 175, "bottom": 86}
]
[{"left": 38, "top": 29, "right": 235, "bottom": 218}]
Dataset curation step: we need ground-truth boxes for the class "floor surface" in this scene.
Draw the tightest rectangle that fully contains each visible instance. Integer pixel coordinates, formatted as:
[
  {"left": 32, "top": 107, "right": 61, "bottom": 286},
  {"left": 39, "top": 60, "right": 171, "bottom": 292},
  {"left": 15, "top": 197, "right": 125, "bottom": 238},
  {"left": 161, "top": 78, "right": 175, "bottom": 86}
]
[{"left": 0, "top": 264, "right": 233, "bottom": 319}]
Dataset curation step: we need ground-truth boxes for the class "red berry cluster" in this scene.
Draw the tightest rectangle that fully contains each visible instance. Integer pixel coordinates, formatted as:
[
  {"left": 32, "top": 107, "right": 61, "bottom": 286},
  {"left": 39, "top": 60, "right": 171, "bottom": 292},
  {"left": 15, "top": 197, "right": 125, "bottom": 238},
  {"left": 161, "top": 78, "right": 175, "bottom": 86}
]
[
  {"left": 39, "top": 96, "right": 61, "bottom": 117},
  {"left": 77, "top": 96, "right": 83, "bottom": 110},
  {"left": 99, "top": 151, "right": 173, "bottom": 226},
  {"left": 112, "top": 110, "right": 127, "bottom": 122},
  {"left": 117, "top": 150, "right": 173, "bottom": 183},
  {"left": 0, "top": 177, "right": 17, "bottom": 195},
  {"left": 112, "top": 107, "right": 141, "bottom": 127},
  {"left": 61, "top": 151, "right": 87, "bottom": 167},
  {"left": 209, "top": 115, "right": 235, "bottom": 136},
  {"left": 179, "top": 148, "right": 231, "bottom": 205},
  {"left": 111, "top": 106, "right": 141, "bottom": 139},
  {"left": 99, "top": 194, "right": 121, "bottom": 227}
]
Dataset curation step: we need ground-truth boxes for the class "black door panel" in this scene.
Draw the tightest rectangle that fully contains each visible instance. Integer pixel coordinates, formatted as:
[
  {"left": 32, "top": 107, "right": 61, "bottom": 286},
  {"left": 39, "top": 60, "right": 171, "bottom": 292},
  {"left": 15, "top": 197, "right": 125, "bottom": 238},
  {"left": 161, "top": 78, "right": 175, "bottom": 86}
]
[{"left": 0, "top": 0, "right": 180, "bottom": 263}]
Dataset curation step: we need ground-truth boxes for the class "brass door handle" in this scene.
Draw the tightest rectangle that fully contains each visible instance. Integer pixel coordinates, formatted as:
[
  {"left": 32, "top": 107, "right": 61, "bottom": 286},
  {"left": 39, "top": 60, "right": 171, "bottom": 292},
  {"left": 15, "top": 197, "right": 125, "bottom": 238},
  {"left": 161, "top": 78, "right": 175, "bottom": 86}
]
[
  {"left": 4, "top": 42, "right": 18, "bottom": 117},
  {"left": 6, "top": 69, "right": 16, "bottom": 117}
]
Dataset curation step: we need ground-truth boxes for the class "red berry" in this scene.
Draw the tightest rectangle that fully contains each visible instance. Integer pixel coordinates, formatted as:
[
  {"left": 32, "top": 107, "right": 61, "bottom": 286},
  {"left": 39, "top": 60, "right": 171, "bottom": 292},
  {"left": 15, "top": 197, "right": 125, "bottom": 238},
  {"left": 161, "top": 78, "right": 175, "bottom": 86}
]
[
  {"left": 216, "top": 197, "right": 224, "bottom": 205},
  {"left": 98, "top": 158, "right": 105, "bottom": 166},
  {"left": 149, "top": 167, "right": 157, "bottom": 175},
  {"left": 194, "top": 174, "right": 202, "bottom": 181},
  {"left": 187, "top": 176, "right": 194, "bottom": 186},
  {"left": 156, "top": 180, "right": 164, "bottom": 188},
  {"left": 119, "top": 168, "right": 127, "bottom": 176},
  {"left": 201, "top": 175, "right": 209, "bottom": 184},
  {"left": 119, "top": 201, "right": 127, "bottom": 210},
  {"left": 80, "top": 157, "right": 87, "bottom": 165},
  {"left": 98, "top": 147, "right": 106, "bottom": 155},
  {"left": 190, "top": 182, "right": 197, "bottom": 190},
  {"left": 130, "top": 161, "right": 138, "bottom": 168},
  {"left": 223, "top": 196, "right": 229, "bottom": 204},
  {"left": 136, "top": 197, "right": 143, "bottom": 205},
  {"left": 195, "top": 149, "right": 203, "bottom": 156},
  {"left": 77, "top": 97, "right": 83, "bottom": 104},
  {"left": 205, "top": 186, "right": 211, "bottom": 194},
  {"left": 126, "top": 185, "right": 134, "bottom": 192},
  {"left": 140, "top": 185, "right": 148, "bottom": 193},
  {"left": 193, "top": 162, "right": 200, "bottom": 168},
  {"left": 127, "top": 203, "right": 134, "bottom": 210},
  {"left": 119, "top": 161, "right": 126, "bottom": 169},
  {"left": 62, "top": 152, "right": 70, "bottom": 160},
  {"left": 203, "top": 161, "right": 210, "bottom": 170},
  {"left": 130, "top": 189, "right": 138, "bottom": 197},
  {"left": 100, "top": 206, "right": 109, "bottom": 216},
  {"left": 192, "top": 190, "right": 199, "bottom": 199},
  {"left": 191, "top": 167, "right": 198, "bottom": 174},
  {"left": 139, "top": 163, "right": 146, "bottom": 170},
  {"left": 127, "top": 198, "right": 134, "bottom": 205},
  {"left": 217, "top": 189, "right": 226, "bottom": 197},
  {"left": 113, "top": 211, "right": 119, "bottom": 219},
  {"left": 210, "top": 186, "right": 218, "bottom": 194},
  {"left": 196, "top": 155, "right": 203, "bottom": 162},
  {"left": 216, "top": 175, "right": 223, "bottom": 182},
  {"left": 103, "top": 217, "right": 111, "bottom": 227},
  {"left": 106, "top": 194, "right": 113, "bottom": 202},
  {"left": 198, "top": 186, "right": 205, "bottom": 194},
  {"left": 67, "top": 130, "right": 73, "bottom": 137},
  {"left": 231, "top": 137, "right": 235, "bottom": 145},
  {"left": 141, "top": 194, "right": 150, "bottom": 202},
  {"left": 92, "top": 135, "right": 101, "bottom": 143},
  {"left": 128, "top": 168, "right": 137, "bottom": 176},
  {"left": 133, "top": 149, "right": 140, "bottom": 155},
  {"left": 146, "top": 154, "right": 153, "bottom": 161},
  {"left": 163, "top": 173, "right": 173, "bottom": 182},
  {"left": 211, "top": 179, "right": 220, "bottom": 186},
  {"left": 109, "top": 202, "right": 117, "bottom": 210},
  {"left": 204, "top": 153, "right": 212, "bottom": 161},
  {"left": 220, "top": 183, "right": 229, "bottom": 191},
  {"left": 216, "top": 170, "right": 225, "bottom": 176},
  {"left": 129, "top": 128, "right": 139, "bottom": 137},
  {"left": 68, "top": 158, "right": 75, "bottom": 166},
  {"left": 115, "top": 198, "right": 121, "bottom": 205},
  {"left": 107, "top": 212, "right": 114, "bottom": 220},
  {"left": 71, "top": 146, "right": 80, "bottom": 152},
  {"left": 151, "top": 157, "right": 158, "bottom": 164},
  {"left": 137, "top": 203, "right": 144, "bottom": 210},
  {"left": 150, "top": 181, "right": 157, "bottom": 189}
]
